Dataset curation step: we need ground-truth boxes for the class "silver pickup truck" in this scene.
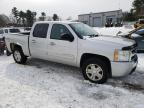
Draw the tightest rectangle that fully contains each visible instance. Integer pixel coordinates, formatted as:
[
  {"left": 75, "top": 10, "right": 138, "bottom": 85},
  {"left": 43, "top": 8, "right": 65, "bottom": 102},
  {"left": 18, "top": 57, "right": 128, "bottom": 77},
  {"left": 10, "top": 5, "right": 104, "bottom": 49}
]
[{"left": 5, "top": 21, "right": 138, "bottom": 84}]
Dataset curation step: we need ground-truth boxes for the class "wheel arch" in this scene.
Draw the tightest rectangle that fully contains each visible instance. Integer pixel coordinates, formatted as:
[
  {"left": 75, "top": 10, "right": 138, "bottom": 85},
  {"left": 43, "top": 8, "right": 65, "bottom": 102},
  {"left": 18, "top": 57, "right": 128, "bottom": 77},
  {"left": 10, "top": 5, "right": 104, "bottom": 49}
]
[
  {"left": 10, "top": 43, "right": 23, "bottom": 52},
  {"left": 80, "top": 53, "right": 112, "bottom": 77}
]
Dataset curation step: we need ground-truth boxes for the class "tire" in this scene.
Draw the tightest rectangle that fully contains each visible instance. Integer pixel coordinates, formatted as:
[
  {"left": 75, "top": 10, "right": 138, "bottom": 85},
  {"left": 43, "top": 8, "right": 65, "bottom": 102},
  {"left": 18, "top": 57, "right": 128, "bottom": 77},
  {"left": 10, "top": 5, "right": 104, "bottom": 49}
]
[
  {"left": 82, "top": 58, "right": 108, "bottom": 84},
  {"left": 13, "top": 48, "right": 27, "bottom": 64}
]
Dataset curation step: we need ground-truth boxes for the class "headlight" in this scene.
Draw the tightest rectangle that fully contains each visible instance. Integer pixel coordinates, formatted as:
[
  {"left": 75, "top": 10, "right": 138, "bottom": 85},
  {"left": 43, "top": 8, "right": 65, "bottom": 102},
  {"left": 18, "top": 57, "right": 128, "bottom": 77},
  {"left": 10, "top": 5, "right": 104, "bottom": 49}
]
[{"left": 114, "top": 49, "right": 131, "bottom": 62}]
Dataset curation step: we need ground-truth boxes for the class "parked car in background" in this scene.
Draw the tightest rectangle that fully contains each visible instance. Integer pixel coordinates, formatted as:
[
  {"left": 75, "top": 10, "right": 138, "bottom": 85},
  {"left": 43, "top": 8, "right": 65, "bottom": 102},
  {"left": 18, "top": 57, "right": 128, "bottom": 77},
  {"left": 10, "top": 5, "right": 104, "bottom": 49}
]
[
  {"left": 105, "top": 18, "right": 113, "bottom": 27},
  {"left": 1, "top": 28, "right": 20, "bottom": 36},
  {"left": 0, "top": 28, "right": 4, "bottom": 39},
  {"left": 135, "top": 29, "right": 144, "bottom": 35},
  {"left": 0, "top": 37, "right": 5, "bottom": 55},
  {"left": 0, "top": 28, "right": 20, "bottom": 56},
  {"left": 118, "top": 26, "right": 144, "bottom": 53},
  {"left": 134, "top": 19, "right": 144, "bottom": 28},
  {"left": 5, "top": 21, "right": 137, "bottom": 84},
  {"left": 0, "top": 28, "right": 21, "bottom": 38},
  {"left": 131, "top": 29, "right": 144, "bottom": 53}
]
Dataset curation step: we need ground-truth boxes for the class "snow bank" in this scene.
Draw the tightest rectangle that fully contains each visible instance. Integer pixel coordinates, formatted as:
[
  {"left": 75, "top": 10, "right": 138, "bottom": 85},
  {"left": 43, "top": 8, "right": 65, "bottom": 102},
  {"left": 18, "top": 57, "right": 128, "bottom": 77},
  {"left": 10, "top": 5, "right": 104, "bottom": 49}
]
[{"left": 94, "top": 26, "right": 134, "bottom": 36}]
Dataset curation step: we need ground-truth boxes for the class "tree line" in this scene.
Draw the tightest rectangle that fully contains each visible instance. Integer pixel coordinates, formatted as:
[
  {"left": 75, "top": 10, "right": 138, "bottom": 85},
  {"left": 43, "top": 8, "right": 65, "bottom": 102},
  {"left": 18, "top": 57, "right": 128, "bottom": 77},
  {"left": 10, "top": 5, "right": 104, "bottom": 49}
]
[
  {"left": 123, "top": 0, "right": 144, "bottom": 21},
  {"left": 11, "top": 7, "right": 59, "bottom": 27}
]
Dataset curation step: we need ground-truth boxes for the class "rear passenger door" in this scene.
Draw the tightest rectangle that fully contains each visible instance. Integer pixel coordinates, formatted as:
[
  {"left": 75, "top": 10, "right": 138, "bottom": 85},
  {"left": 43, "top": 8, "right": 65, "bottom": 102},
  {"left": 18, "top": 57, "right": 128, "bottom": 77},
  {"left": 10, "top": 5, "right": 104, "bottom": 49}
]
[{"left": 29, "top": 23, "right": 49, "bottom": 59}]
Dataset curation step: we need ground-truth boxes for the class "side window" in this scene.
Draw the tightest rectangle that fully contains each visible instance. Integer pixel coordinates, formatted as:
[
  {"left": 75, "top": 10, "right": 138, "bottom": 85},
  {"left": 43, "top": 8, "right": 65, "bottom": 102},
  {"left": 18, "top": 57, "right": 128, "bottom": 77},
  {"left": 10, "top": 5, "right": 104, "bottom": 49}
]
[
  {"left": 0, "top": 30, "right": 4, "bottom": 34},
  {"left": 5, "top": 29, "right": 8, "bottom": 33},
  {"left": 50, "top": 24, "right": 72, "bottom": 40},
  {"left": 33, "top": 24, "right": 49, "bottom": 38}
]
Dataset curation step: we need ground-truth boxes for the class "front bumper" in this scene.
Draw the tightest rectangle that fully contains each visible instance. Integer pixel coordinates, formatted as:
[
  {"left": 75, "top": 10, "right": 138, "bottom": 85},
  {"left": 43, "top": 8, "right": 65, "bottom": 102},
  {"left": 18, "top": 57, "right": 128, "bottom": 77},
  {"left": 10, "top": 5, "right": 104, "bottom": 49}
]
[{"left": 111, "top": 57, "right": 138, "bottom": 77}]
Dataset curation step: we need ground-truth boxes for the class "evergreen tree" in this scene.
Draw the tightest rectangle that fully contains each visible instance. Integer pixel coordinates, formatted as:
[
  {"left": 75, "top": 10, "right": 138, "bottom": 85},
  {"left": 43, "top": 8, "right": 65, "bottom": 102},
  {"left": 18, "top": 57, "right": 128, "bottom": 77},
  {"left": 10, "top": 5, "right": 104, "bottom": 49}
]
[
  {"left": 19, "top": 11, "right": 26, "bottom": 26},
  {"left": 0, "top": 17, "right": 6, "bottom": 27},
  {"left": 53, "top": 14, "right": 59, "bottom": 21},
  {"left": 12, "top": 7, "right": 19, "bottom": 23},
  {"left": 26, "top": 10, "right": 35, "bottom": 27},
  {"left": 133, "top": 0, "right": 144, "bottom": 15},
  {"left": 41, "top": 12, "right": 46, "bottom": 21}
]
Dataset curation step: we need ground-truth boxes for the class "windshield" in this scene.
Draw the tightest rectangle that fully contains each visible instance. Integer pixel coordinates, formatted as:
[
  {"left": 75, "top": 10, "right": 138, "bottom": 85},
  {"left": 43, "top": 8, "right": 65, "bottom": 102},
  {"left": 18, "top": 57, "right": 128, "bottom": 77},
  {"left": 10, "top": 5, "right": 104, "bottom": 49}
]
[
  {"left": 10, "top": 29, "right": 20, "bottom": 33},
  {"left": 69, "top": 23, "right": 99, "bottom": 38}
]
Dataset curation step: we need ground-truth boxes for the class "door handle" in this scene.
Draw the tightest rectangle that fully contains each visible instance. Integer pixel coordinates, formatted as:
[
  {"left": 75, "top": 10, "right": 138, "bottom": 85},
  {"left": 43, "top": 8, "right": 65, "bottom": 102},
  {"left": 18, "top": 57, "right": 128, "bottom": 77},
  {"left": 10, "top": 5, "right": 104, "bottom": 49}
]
[
  {"left": 32, "top": 40, "right": 36, "bottom": 43},
  {"left": 50, "top": 42, "right": 56, "bottom": 46}
]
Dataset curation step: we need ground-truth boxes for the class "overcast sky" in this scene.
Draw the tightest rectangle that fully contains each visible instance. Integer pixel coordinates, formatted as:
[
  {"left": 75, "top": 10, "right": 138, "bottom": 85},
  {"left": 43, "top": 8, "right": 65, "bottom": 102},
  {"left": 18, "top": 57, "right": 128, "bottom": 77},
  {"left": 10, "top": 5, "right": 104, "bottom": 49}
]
[{"left": 0, "top": 0, "right": 134, "bottom": 19}]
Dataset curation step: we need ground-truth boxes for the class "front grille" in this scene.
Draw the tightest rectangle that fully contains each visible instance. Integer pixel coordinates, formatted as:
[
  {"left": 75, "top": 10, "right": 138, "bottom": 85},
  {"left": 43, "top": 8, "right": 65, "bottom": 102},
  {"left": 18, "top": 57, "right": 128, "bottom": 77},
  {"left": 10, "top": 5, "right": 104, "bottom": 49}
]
[
  {"left": 131, "top": 54, "right": 138, "bottom": 62},
  {"left": 122, "top": 43, "right": 138, "bottom": 62},
  {"left": 122, "top": 42, "right": 138, "bottom": 51},
  {"left": 130, "top": 44, "right": 137, "bottom": 62},
  {"left": 131, "top": 48, "right": 137, "bottom": 54}
]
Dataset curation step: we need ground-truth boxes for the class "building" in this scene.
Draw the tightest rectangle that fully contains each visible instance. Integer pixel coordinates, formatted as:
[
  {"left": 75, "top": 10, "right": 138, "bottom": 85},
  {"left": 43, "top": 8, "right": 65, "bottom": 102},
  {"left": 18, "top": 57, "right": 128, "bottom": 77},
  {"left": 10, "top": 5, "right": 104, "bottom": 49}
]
[{"left": 78, "top": 10, "right": 123, "bottom": 27}]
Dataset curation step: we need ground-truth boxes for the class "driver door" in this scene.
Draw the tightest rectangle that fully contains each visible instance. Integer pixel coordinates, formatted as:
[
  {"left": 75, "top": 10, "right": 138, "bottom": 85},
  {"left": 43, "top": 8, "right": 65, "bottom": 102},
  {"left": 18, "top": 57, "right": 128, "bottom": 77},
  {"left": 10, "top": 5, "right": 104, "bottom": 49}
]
[{"left": 48, "top": 24, "right": 77, "bottom": 66}]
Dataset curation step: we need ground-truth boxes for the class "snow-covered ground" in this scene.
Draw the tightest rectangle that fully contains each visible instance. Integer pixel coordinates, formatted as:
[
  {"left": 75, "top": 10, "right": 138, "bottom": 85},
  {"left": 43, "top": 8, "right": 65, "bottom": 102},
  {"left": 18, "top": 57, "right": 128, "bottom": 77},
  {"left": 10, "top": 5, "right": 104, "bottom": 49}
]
[{"left": 0, "top": 54, "right": 144, "bottom": 108}]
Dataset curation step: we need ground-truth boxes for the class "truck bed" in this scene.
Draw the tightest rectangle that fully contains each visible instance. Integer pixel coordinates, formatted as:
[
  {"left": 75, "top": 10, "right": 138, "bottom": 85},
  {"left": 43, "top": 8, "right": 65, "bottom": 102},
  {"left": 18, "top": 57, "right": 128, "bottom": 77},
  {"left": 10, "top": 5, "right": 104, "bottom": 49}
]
[{"left": 5, "top": 32, "right": 30, "bottom": 56}]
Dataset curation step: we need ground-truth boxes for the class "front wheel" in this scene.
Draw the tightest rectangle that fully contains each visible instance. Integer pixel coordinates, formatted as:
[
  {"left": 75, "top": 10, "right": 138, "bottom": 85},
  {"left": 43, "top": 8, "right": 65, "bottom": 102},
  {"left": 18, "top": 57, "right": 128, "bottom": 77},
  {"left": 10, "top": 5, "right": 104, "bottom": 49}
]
[
  {"left": 82, "top": 58, "right": 108, "bottom": 84},
  {"left": 13, "top": 48, "right": 27, "bottom": 64}
]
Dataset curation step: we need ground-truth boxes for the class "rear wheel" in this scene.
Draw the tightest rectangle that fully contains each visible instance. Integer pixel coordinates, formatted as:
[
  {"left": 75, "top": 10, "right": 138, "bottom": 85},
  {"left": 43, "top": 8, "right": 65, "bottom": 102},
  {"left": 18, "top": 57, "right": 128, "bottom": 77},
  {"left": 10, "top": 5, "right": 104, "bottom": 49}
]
[
  {"left": 82, "top": 58, "right": 108, "bottom": 84},
  {"left": 13, "top": 48, "right": 27, "bottom": 64}
]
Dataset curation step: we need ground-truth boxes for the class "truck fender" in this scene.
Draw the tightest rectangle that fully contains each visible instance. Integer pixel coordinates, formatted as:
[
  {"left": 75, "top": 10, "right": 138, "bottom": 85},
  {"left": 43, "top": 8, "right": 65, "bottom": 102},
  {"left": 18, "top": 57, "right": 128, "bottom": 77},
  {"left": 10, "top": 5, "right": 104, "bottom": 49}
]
[{"left": 10, "top": 43, "right": 23, "bottom": 52}]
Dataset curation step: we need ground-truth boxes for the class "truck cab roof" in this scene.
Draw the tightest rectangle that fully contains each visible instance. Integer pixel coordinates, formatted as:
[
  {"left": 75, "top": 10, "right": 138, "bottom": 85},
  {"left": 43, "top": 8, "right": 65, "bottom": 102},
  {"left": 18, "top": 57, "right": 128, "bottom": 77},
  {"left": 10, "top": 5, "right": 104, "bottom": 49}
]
[{"left": 34, "top": 21, "right": 80, "bottom": 25}]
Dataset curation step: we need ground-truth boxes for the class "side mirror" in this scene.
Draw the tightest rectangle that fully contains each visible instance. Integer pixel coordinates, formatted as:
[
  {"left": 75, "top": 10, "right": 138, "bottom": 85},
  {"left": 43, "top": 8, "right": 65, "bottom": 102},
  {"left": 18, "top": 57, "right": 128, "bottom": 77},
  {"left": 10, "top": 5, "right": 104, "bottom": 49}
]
[{"left": 61, "top": 33, "right": 74, "bottom": 42}]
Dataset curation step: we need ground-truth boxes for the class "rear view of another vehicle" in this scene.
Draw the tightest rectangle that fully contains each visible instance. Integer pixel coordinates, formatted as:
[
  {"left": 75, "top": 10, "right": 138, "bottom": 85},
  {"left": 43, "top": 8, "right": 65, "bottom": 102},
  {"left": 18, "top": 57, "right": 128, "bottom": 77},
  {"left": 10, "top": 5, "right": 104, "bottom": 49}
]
[{"left": 3, "top": 28, "right": 21, "bottom": 56}]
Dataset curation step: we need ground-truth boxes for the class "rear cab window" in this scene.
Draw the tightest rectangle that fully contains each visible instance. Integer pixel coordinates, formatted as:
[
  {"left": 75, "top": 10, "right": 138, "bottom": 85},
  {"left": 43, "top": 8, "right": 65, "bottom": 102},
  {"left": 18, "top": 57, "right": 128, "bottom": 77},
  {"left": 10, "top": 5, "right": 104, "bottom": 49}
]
[{"left": 33, "top": 24, "right": 49, "bottom": 38}]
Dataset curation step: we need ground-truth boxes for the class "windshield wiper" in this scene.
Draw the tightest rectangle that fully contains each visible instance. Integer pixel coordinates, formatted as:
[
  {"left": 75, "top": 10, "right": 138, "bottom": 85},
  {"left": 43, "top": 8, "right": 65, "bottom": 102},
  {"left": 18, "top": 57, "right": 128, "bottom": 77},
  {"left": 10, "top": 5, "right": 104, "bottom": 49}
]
[{"left": 88, "top": 34, "right": 99, "bottom": 38}]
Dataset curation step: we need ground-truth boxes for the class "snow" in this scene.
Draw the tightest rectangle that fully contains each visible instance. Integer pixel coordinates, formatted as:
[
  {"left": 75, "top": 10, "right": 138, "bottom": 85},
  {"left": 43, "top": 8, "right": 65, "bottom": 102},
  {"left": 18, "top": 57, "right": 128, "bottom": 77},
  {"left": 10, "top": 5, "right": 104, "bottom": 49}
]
[
  {"left": 94, "top": 26, "right": 134, "bottom": 36},
  {"left": 0, "top": 54, "right": 144, "bottom": 108}
]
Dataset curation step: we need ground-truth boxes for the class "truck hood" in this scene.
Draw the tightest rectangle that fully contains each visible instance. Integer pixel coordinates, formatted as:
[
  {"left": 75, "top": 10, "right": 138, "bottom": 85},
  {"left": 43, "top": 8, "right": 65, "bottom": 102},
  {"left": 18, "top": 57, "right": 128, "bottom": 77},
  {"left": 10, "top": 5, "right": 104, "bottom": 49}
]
[{"left": 84, "top": 35, "right": 135, "bottom": 47}]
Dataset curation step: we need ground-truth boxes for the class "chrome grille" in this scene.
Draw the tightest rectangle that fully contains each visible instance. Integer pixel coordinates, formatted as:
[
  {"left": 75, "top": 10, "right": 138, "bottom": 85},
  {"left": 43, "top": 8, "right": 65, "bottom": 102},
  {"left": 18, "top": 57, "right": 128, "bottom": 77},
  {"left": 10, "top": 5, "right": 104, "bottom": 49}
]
[
  {"left": 131, "top": 54, "right": 138, "bottom": 62},
  {"left": 130, "top": 44, "right": 137, "bottom": 62},
  {"left": 122, "top": 43, "right": 138, "bottom": 62}
]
